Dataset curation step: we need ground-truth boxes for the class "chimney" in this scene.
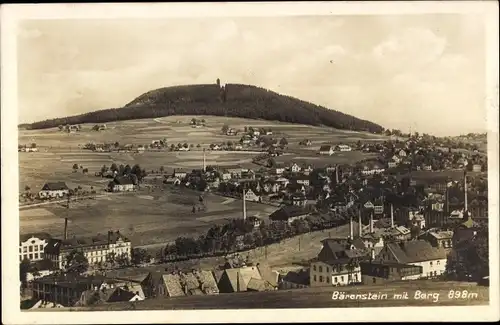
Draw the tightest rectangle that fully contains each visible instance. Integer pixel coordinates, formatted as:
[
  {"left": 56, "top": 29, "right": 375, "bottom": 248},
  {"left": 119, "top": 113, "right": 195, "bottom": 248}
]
[
  {"left": 203, "top": 149, "right": 206, "bottom": 172},
  {"left": 464, "top": 170, "right": 468, "bottom": 212},
  {"left": 349, "top": 217, "right": 354, "bottom": 239},
  {"left": 390, "top": 204, "right": 395, "bottom": 228},
  {"left": 335, "top": 166, "right": 339, "bottom": 183},
  {"left": 358, "top": 210, "right": 362, "bottom": 237},
  {"left": 64, "top": 218, "right": 68, "bottom": 240},
  {"left": 243, "top": 186, "right": 247, "bottom": 221},
  {"left": 370, "top": 213, "right": 374, "bottom": 233}
]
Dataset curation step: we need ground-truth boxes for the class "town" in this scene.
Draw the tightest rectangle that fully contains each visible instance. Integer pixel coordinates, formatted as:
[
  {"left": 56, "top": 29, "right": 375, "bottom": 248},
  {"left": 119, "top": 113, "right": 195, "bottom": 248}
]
[{"left": 18, "top": 123, "right": 489, "bottom": 309}]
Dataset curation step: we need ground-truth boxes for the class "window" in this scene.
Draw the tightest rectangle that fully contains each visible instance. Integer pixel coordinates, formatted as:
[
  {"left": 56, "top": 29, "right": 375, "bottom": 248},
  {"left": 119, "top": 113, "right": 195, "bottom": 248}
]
[
  {"left": 40, "top": 253, "right": 44, "bottom": 259},
  {"left": 29, "top": 253, "right": 33, "bottom": 260},
  {"left": 354, "top": 274, "right": 358, "bottom": 281},
  {"left": 39, "top": 244, "right": 44, "bottom": 250},
  {"left": 313, "top": 275, "right": 317, "bottom": 282},
  {"left": 19, "top": 248, "right": 21, "bottom": 253},
  {"left": 326, "top": 277, "right": 330, "bottom": 283},
  {"left": 437, "top": 260, "right": 441, "bottom": 265},
  {"left": 430, "top": 261, "right": 433, "bottom": 267},
  {"left": 29, "top": 246, "right": 33, "bottom": 252},
  {"left": 334, "top": 277, "right": 338, "bottom": 283},
  {"left": 319, "top": 266, "right": 323, "bottom": 273},
  {"left": 340, "top": 276, "right": 344, "bottom": 282},
  {"left": 372, "top": 277, "right": 376, "bottom": 284},
  {"left": 34, "top": 253, "right": 38, "bottom": 259},
  {"left": 319, "top": 276, "right": 323, "bottom": 282},
  {"left": 313, "top": 265, "right": 316, "bottom": 271}
]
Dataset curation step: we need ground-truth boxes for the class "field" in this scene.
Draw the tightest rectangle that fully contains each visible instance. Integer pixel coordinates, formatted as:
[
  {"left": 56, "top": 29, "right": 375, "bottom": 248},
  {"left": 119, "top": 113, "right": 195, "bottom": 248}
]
[
  {"left": 19, "top": 190, "right": 278, "bottom": 247},
  {"left": 18, "top": 116, "right": 390, "bottom": 250},
  {"left": 56, "top": 280, "right": 489, "bottom": 310}
]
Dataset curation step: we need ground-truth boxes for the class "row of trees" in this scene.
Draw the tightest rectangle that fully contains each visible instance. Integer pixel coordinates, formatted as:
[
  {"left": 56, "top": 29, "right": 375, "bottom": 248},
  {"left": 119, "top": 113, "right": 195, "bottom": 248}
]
[
  {"left": 25, "top": 84, "right": 384, "bottom": 133},
  {"left": 160, "top": 210, "right": 353, "bottom": 262},
  {"left": 100, "top": 163, "right": 147, "bottom": 181}
]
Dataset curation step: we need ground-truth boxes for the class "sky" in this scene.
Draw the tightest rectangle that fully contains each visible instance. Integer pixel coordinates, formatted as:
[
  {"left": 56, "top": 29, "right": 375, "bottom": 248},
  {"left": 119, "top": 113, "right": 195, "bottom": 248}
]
[{"left": 17, "top": 14, "right": 487, "bottom": 136}]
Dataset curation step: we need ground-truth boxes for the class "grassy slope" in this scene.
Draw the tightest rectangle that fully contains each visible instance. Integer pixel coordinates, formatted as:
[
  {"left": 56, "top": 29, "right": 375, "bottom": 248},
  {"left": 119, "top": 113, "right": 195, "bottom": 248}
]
[{"left": 26, "top": 83, "right": 384, "bottom": 133}]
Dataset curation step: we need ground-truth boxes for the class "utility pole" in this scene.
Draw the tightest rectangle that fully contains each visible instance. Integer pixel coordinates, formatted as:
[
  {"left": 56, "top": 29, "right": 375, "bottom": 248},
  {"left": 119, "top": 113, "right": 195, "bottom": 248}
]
[{"left": 298, "top": 237, "right": 301, "bottom": 251}]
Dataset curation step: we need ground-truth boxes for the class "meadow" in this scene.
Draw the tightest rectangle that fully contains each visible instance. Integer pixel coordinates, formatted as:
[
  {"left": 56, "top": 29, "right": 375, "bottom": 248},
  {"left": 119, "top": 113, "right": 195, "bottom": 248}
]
[{"left": 18, "top": 116, "right": 389, "bottom": 251}]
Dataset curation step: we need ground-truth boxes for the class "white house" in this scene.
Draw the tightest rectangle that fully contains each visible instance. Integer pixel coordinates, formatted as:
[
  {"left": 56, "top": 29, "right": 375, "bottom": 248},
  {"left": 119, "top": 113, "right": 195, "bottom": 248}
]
[
  {"left": 319, "top": 145, "right": 334, "bottom": 156},
  {"left": 472, "top": 164, "right": 482, "bottom": 172},
  {"left": 20, "top": 233, "right": 52, "bottom": 262},
  {"left": 377, "top": 240, "right": 447, "bottom": 279},
  {"left": 387, "top": 160, "right": 398, "bottom": 169},
  {"left": 244, "top": 189, "right": 261, "bottom": 202},
  {"left": 178, "top": 146, "right": 190, "bottom": 151},
  {"left": 335, "top": 144, "right": 352, "bottom": 152},
  {"left": 290, "top": 163, "right": 302, "bottom": 173},
  {"left": 273, "top": 166, "right": 286, "bottom": 175},
  {"left": 109, "top": 177, "right": 136, "bottom": 192},
  {"left": 38, "top": 182, "right": 70, "bottom": 199},
  {"left": 173, "top": 170, "right": 189, "bottom": 180}
]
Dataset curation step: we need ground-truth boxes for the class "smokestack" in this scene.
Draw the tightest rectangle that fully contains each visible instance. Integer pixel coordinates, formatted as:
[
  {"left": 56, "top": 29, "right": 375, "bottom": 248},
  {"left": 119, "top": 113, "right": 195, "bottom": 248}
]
[
  {"left": 349, "top": 217, "right": 354, "bottom": 239},
  {"left": 203, "top": 148, "right": 206, "bottom": 172},
  {"left": 370, "top": 213, "right": 374, "bottom": 233},
  {"left": 243, "top": 186, "right": 247, "bottom": 221},
  {"left": 464, "top": 170, "right": 468, "bottom": 212},
  {"left": 335, "top": 166, "right": 339, "bottom": 183},
  {"left": 64, "top": 218, "right": 68, "bottom": 240},
  {"left": 390, "top": 204, "right": 394, "bottom": 228},
  {"left": 358, "top": 210, "right": 362, "bottom": 237}
]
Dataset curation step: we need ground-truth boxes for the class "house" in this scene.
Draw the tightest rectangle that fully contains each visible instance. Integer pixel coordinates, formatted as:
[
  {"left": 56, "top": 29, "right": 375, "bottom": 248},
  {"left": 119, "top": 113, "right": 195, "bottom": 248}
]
[
  {"left": 234, "top": 144, "right": 243, "bottom": 150},
  {"left": 290, "top": 163, "right": 302, "bottom": 173},
  {"left": 38, "top": 182, "right": 70, "bottom": 199},
  {"left": 263, "top": 181, "right": 280, "bottom": 193},
  {"left": 246, "top": 216, "right": 263, "bottom": 229},
  {"left": 20, "top": 232, "right": 52, "bottom": 262},
  {"left": 398, "top": 149, "right": 407, "bottom": 157},
  {"left": 272, "top": 166, "right": 286, "bottom": 175},
  {"left": 408, "top": 209, "right": 426, "bottom": 229},
  {"left": 244, "top": 189, "right": 261, "bottom": 202},
  {"left": 334, "top": 144, "right": 352, "bottom": 152},
  {"left": 472, "top": 164, "right": 482, "bottom": 172},
  {"left": 319, "top": 145, "right": 334, "bottom": 156},
  {"left": 310, "top": 238, "right": 366, "bottom": 287},
  {"left": 377, "top": 240, "right": 447, "bottom": 279},
  {"left": 388, "top": 160, "right": 398, "bottom": 169},
  {"left": 252, "top": 130, "right": 260, "bottom": 136},
  {"left": 269, "top": 206, "right": 309, "bottom": 224},
  {"left": 423, "top": 164, "right": 432, "bottom": 171},
  {"left": 289, "top": 193, "right": 308, "bottom": 207},
  {"left": 224, "top": 165, "right": 244, "bottom": 178},
  {"left": 44, "top": 231, "right": 131, "bottom": 270},
  {"left": 31, "top": 275, "right": 110, "bottom": 307},
  {"left": 108, "top": 176, "right": 136, "bottom": 192},
  {"left": 164, "top": 176, "right": 181, "bottom": 185},
  {"left": 177, "top": 146, "right": 190, "bottom": 151},
  {"left": 226, "top": 128, "right": 237, "bottom": 136},
  {"left": 217, "top": 265, "right": 270, "bottom": 293},
  {"left": 360, "top": 261, "right": 423, "bottom": 285},
  {"left": 420, "top": 230, "right": 453, "bottom": 250},
  {"left": 360, "top": 162, "right": 385, "bottom": 175},
  {"left": 173, "top": 169, "right": 189, "bottom": 180},
  {"left": 26, "top": 259, "right": 58, "bottom": 282},
  {"left": 286, "top": 182, "right": 306, "bottom": 195},
  {"left": 293, "top": 175, "right": 310, "bottom": 186},
  {"left": 211, "top": 144, "right": 221, "bottom": 151},
  {"left": 278, "top": 269, "right": 309, "bottom": 290}
]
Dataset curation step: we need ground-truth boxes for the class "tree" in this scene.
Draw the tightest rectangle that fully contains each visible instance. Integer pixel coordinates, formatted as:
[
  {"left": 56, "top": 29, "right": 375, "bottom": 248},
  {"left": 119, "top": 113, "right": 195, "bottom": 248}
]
[
  {"left": 159, "top": 166, "right": 165, "bottom": 174},
  {"left": 244, "top": 126, "right": 248, "bottom": 132},
  {"left": 92, "top": 124, "right": 100, "bottom": 131},
  {"left": 116, "top": 252, "right": 131, "bottom": 268},
  {"left": 114, "top": 141, "right": 120, "bottom": 148},
  {"left": 221, "top": 124, "right": 229, "bottom": 134},
  {"left": 196, "top": 144, "right": 201, "bottom": 148},
  {"left": 82, "top": 168, "right": 88, "bottom": 174},
  {"left": 123, "top": 164, "right": 132, "bottom": 176},
  {"left": 279, "top": 137, "right": 288, "bottom": 147},
  {"left": 20, "top": 258, "right": 31, "bottom": 288},
  {"left": 191, "top": 118, "right": 197, "bottom": 125},
  {"left": 110, "top": 163, "right": 118, "bottom": 172},
  {"left": 170, "top": 144, "right": 175, "bottom": 151},
  {"left": 58, "top": 125, "right": 64, "bottom": 131},
  {"left": 64, "top": 250, "right": 89, "bottom": 274},
  {"left": 267, "top": 158, "right": 276, "bottom": 168},
  {"left": 131, "top": 248, "right": 151, "bottom": 266},
  {"left": 105, "top": 252, "right": 117, "bottom": 268},
  {"left": 183, "top": 142, "right": 189, "bottom": 148},
  {"left": 72, "top": 164, "right": 79, "bottom": 172}
]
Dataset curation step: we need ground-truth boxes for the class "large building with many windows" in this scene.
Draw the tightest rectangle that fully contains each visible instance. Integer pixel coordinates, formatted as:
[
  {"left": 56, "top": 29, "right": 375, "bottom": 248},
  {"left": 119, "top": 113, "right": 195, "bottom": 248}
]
[
  {"left": 19, "top": 233, "right": 52, "bottom": 262},
  {"left": 44, "top": 230, "right": 131, "bottom": 270}
]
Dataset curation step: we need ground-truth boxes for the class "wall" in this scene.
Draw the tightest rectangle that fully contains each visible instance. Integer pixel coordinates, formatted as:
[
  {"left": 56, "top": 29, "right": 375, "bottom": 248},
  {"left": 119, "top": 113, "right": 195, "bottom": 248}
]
[
  {"left": 20, "top": 237, "right": 48, "bottom": 262},
  {"left": 310, "top": 261, "right": 361, "bottom": 287},
  {"left": 38, "top": 190, "right": 68, "bottom": 199},
  {"left": 408, "top": 259, "right": 447, "bottom": 279}
]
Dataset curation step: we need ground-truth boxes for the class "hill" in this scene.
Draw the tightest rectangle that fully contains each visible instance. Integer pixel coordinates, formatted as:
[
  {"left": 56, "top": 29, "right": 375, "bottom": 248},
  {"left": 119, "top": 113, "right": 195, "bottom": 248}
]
[{"left": 23, "top": 83, "right": 384, "bottom": 133}]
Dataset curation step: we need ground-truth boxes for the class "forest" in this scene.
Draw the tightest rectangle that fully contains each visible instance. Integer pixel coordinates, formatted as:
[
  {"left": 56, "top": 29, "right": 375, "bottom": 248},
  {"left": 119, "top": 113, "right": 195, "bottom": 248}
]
[{"left": 23, "top": 83, "right": 384, "bottom": 133}]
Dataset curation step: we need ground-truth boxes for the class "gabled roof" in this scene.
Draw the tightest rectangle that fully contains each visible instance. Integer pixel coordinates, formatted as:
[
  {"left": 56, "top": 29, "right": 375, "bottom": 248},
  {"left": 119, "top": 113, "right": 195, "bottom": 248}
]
[
  {"left": 319, "top": 145, "right": 333, "bottom": 151},
  {"left": 41, "top": 182, "right": 69, "bottom": 191},
  {"left": 386, "top": 240, "right": 447, "bottom": 263},
  {"left": 247, "top": 278, "right": 275, "bottom": 291},
  {"left": 20, "top": 232, "right": 52, "bottom": 243},
  {"left": 162, "top": 274, "right": 185, "bottom": 297},
  {"left": 269, "top": 206, "right": 309, "bottom": 221}
]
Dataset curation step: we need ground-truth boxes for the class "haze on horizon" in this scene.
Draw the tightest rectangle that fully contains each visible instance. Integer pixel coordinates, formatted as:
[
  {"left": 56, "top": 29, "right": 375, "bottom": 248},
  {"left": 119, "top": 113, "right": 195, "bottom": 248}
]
[{"left": 17, "top": 15, "right": 487, "bottom": 136}]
